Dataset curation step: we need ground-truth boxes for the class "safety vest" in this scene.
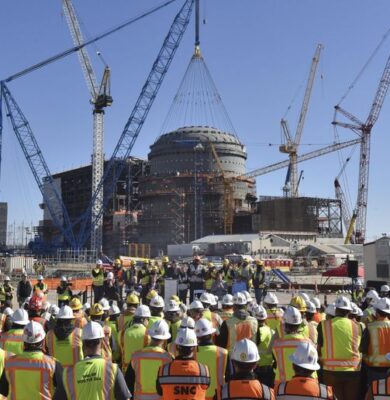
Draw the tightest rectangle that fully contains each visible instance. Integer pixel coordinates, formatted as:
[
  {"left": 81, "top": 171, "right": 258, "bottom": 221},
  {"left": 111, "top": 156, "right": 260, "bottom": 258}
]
[
  {"left": 220, "top": 379, "right": 273, "bottom": 400},
  {"left": 57, "top": 287, "right": 72, "bottom": 301},
  {"left": 0, "top": 288, "right": 6, "bottom": 302},
  {"left": 272, "top": 333, "right": 311, "bottom": 383},
  {"left": 371, "top": 376, "right": 390, "bottom": 399},
  {"left": 308, "top": 320, "right": 319, "bottom": 345},
  {"left": 5, "top": 351, "right": 56, "bottom": 400},
  {"left": 266, "top": 308, "right": 283, "bottom": 336},
  {"left": 74, "top": 314, "right": 88, "bottom": 329},
  {"left": 257, "top": 325, "right": 275, "bottom": 367},
  {"left": 0, "top": 348, "right": 10, "bottom": 377},
  {"left": 223, "top": 269, "right": 233, "bottom": 287},
  {"left": 63, "top": 356, "right": 117, "bottom": 400},
  {"left": 314, "top": 312, "right": 325, "bottom": 324},
  {"left": 102, "top": 325, "right": 112, "bottom": 360},
  {"left": 131, "top": 346, "right": 173, "bottom": 399},
  {"left": 169, "top": 319, "right": 182, "bottom": 342},
  {"left": 158, "top": 359, "right": 210, "bottom": 400},
  {"left": 0, "top": 328, "right": 24, "bottom": 355},
  {"left": 275, "top": 377, "right": 334, "bottom": 399},
  {"left": 46, "top": 328, "right": 83, "bottom": 367},
  {"left": 118, "top": 312, "right": 135, "bottom": 332},
  {"left": 196, "top": 345, "right": 228, "bottom": 400},
  {"left": 107, "top": 320, "right": 120, "bottom": 363},
  {"left": 320, "top": 317, "right": 361, "bottom": 372},
  {"left": 225, "top": 315, "right": 258, "bottom": 352},
  {"left": 203, "top": 309, "right": 222, "bottom": 336},
  {"left": 92, "top": 269, "right": 104, "bottom": 287},
  {"left": 33, "top": 283, "right": 48, "bottom": 293},
  {"left": 148, "top": 315, "right": 163, "bottom": 330},
  {"left": 121, "top": 323, "right": 150, "bottom": 372},
  {"left": 219, "top": 309, "right": 233, "bottom": 321},
  {"left": 365, "top": 319, "right": 390, "bottom": 367},
  {"left": 0, "top": 313, "right": 7, "bottom": 332}
]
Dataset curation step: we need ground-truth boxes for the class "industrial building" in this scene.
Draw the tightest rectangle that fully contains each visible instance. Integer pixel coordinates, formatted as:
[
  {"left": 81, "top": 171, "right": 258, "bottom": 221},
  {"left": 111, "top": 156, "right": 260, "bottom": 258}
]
[{"left": 364, "top": 235, "right": 390, "bottom": 286}]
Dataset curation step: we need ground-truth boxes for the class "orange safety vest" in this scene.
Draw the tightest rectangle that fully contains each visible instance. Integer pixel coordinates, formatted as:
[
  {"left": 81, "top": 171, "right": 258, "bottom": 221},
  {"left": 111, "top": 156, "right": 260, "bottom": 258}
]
[
  {"left": 371, "top": 376, "right": 390, "bottom": 398},
  {"left": 320, "top": 317, "right": 361, "bottom": 372},
  {"left": 225, "top": 316, "right": 258, "bottom": 352},
  {"left": 158, "top": 359, "right": 210, "bottom": 400},
  {"left": 73, "top": 314, "right": 88, "bottom": 329},
  {"left": 365, "top": 319, "right": 390, "bottom": 367},
  {"left": 275, "top": 376, "right": 334, "bottom": 399},
  {"left": 220, "top": 379, "right": 274, "bottom": 400}
]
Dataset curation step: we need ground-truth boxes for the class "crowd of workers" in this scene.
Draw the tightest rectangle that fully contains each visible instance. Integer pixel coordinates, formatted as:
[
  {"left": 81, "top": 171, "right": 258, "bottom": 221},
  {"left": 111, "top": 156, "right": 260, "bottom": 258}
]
[{"left": 0, "top": 256, "right": 387, "bottom": 399}]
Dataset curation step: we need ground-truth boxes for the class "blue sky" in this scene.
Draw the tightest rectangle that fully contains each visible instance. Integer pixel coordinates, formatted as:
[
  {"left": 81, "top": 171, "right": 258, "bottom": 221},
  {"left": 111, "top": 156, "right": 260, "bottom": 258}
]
[{"left": 1, "top": 0, "right": 389, "bottom": 242}]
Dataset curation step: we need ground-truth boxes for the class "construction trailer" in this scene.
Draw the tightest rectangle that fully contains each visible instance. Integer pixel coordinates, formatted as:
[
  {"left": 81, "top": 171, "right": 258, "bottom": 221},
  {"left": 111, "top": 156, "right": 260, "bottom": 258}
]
[{"left": 364, "top": 235, "right": 390, "bottom": 287}]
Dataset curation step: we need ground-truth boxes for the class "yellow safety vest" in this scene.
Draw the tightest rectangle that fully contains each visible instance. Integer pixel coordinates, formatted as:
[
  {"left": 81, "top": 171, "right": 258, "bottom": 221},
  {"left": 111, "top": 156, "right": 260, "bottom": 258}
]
[
  {"left": 205, "top": 278, "right": 214, "bottom": 291},
  {"left": 121, "top": 323, "right": 150, "bottom": 372},
  {"left": 107, "top": 320, "right": 121, "bottom": 363},
  {"left": 272, "top": 333, "right": 310, "bottom": 383},
  {"left": 63, "top": 357, "right": 117, "bottom": 400},
  {"left": 33, "top": 283, "right": 48, "bottom": 293},
  {"left": 0, "top": 288, "right": 6, "bottom": 302},
  {"left": 57, "top": 287, "right": 72, "bottom": 301},
  {"left": 0, "top": 328, "right": 24, "bottom": 355},
  {"left": 92, "top": 269, "right": 104, "bottom": 287},
  {"left": 365, "top": 319, "right": 390, "bottom": 367},
  {"left": 225, "top": 315, "right": 258, "bottom": 352},
  {"left": 148, "top": 315, "right": 163, "bottom": 330},
  {"left": 196, "top": 344, "right": 228, "bottom": 400},
  {"left": 266, "top": 308, "right": 283, "bottom": 336},
  {"left": 219, "top": 309, "right": 233, "bottom": 321},
  {"left": 118, "top": 312, "right": 135, "bottom": 332},
  {"left": 203, "top": 309, "right": 222, "bottom": 335},
  {"left": 169, "top": 319, "right": 182, "bottom": 342},
  {"left": 131, "top": 346, "right": 172, "bottom": 399},
  {"left": 5, "top": 351, "right": 56, "bottom": 400},
  {"left": 320, "top": 316, "right": 361, "bottom": 372},
  {"left": 257, "top": 325, "right": 275, "bottom": 367},
  {"left": 46, "top": 328, "right": 83, "bottom": 367}
]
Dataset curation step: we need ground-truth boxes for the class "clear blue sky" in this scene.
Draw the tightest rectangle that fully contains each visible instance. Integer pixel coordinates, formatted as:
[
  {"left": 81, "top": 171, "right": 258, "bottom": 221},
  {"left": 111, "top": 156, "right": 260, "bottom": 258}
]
[{"left": 1, "top": 0, "right": 389, "bottom": 242}]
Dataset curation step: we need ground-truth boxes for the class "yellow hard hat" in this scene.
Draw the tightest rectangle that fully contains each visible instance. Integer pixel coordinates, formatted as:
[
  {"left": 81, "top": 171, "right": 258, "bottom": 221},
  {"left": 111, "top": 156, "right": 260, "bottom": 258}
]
[
  {"left": 115, "top": 258, "right": 121, "bottom": 264},
  {"left": 170, "top": 295, "right": 180, "bottom": 304},
  {"left": 146, "top": 289, "right": 158, "bottom": 301},
  {"left": 90, "top": 303, "right": 104, "bottom": 316},
  {"left": 151, "top": 266, "right": 159, "bottom": 273},
  {"left": 69, "top": 298, "right": 82, "bottom": 311},
  {"left": 162, "top": 256, "right": 169, "bottom": 263},
  {"left": 126, "top": 293, "right": 140, "bottom": 305},
  {"left": 290, "top": 295, "right": 307, "bottom": 312},
  {"left": 255, "top": 260, "right": 264, "bottom": 266},
  {"left": 208, "top": 262, "right": 215, "bottom": 268},
  {"left": 223, "top": 259, "right": 230, "bottom": 266},
  {"left": 130, "top": 260, "right": 136, "bottom": 266},
  {"left": 243, "top": 257, "right": 251, "bottom": 263}
]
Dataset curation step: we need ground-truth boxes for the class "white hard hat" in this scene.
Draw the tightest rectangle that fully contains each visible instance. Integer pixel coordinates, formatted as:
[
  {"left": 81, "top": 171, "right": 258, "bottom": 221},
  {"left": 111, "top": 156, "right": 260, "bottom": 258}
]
[
  {"left": 366, "top": 290, "right": 380, "bottom": 302},
  {"left": 311, "top": 297, "right": 321, "bottom": 309},
  {"left": 306, "top": 301, "right": 316, "bottom": 314},
  {"left": 325, "top": 303, "right": 336, "bottom": 317},
  {"left": 289, "top": 341, "right": 320, "bottom": 371},
  {"left": 241, "top": 291, "right": 252, "bottom": 303},
  {"left": 12, "top": 309, "right": 29, "bottom": 325},
  {"left": 4, "top": 276, "right": 10, "bottom": 282},
  {"left": 222, "top": 294, "right": 233, "bottom": 306},
  {"left": 189, "top": 300, "right": 204, "bottom": 310},
  {"left": 298, "top": 291, "right": 310, "bottom": 303},
  {"left": 180, "top": 316, "right": 195, "bottom": 329},
  {"left": 200, "top": 292, "right": 211, "bottom": 304},
  {"left": 60, "top": 276, "right": 67, "bottom": 282},
  {"left": 135, "top": 305, "right": 151, "bottom": 318},
  {"left": 99, "top": 298, "right": 110, "bottom": 311},
  {"left": 253, "top": 305, "right": 267, "bottom": 320},
  {"left": 148, "top": 319, "right": 171, "bottom": 340},
  {"left": 37, "top": 275, "right": 44, "bottom": 280},
  {"left": 335, "top": 295, "right": 352, "bottom": 311},
  {"left": 23, "top": 321, "right": 46, "bottom": 343},
  {"left": 82, "top": 302, "right": 91, "bottom": 312},
  {"left": 57, "top": 305, "right": 74, "bottom": 320},
  {"left": 210, "top": 295, "right": 218, "bottom": 307},
  {"left": 386, "top": 353, "right": 390, "bottom": 362},
  {"left": 264, "top": 292, "right": 278, "bottom": 305},
  {"left": 107, "top": 272, "right": 114, "bottom": 280},
  {"left": 247, "top": 300, "right": 256, "bottom": 314},
  {"left": 374, "top": 298, "right": 390, "bottom": 314},
  {"left": 350, "top": 302, "right": 359, "bottom": 315},
  {"left": 82, "top": 321, "right": 105, "bottom": 340},
  {"left": 283, "top": 305, "right": 303, "bottom": 325},
  {"left": 150, "top": 295, "right": 165, "bottom": 308},
  {"left": 195, "top": 318, "right": 216, "bottom": 337},
  {"left": 3, "top": 307, "right": 13, "bottom": 316},
  {"left": 355, "top": 279, "right": 363, "bottom": 287},
  {"left": 233, "top": 292, "right": 247, "bottom": 305},
  {"left": 175, "top": 327, "right": 198, "bottom": 347},
  {"left": 49, "top": 305, "right": 60, "bottom": 316},
  {"left": 380, "top": 285, "right": 390, "bottom": 293},
  {"left": 165, "top": 299, "right": 180, "bottom": 313},
  {"left": 231, "top": 338, "right": 260, "bottom": 363},
  {"left": 109, "top": 304, "right": 121, "bottom": 316},
  {"left": 96, "top": 260, "right": 103, "bottom": 265}
]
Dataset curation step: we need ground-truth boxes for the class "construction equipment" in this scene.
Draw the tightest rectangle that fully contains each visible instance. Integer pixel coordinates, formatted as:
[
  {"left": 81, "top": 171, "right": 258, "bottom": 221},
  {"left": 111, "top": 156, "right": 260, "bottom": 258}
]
[
  {"left": 280, "top": 44, "right": 323, "bottom": 197},
  {"left": 333, "top": 53, "right": 390, "bottom": 243},
  {"left": 62, "top": 0, "right": 113, "bottom": 253}
]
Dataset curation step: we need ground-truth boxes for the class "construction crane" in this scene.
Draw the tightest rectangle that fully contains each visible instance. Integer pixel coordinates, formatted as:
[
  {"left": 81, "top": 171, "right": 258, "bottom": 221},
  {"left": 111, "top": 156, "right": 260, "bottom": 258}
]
[
  {"left": 333, "top": 53, "right": 390, "bottom": 243},
  {"left": 62, "top": 0, "right": 112, "bottom": 253},
  {"left": 280, "top": 44, "right": 323, "bottom": 197}
]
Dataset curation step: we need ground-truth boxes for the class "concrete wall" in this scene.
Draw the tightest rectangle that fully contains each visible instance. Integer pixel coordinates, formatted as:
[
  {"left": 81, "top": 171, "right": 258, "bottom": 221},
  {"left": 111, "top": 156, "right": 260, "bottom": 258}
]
[{"left": 364, "top": 236, "right": 390, "bottom": 282}]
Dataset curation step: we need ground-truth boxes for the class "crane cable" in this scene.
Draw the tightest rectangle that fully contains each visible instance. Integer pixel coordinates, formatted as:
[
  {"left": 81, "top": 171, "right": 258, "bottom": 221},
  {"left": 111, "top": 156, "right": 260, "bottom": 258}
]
[{"left": 2, "top": 0, "right": 177, "bottom": 83}]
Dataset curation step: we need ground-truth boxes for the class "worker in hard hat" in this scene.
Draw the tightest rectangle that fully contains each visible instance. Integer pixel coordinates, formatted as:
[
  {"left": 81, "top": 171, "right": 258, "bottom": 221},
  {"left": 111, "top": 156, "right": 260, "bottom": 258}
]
[
  {"left": 0, "top": 308, "right": 29, "bottom": 355},
  {"left": 275, "top": 341, "right": 335, "bottom": 399},
  {"left": 380, "top": 284, "right": 390, "bottom": 298},
  {"left": 305, "top": 300, "right": 319, "bottom": 345},
  {"left": 103, "top": 271, "right": 121, "bottom": 307},
  {"left": 188, "top": 299, "right": 205, "bottom": 321},
  {"left": 352, "top": 278, "right": 365, "bottom": 305},
  {"left": 216, "top": 338, "right": 274, "bottom": 400},
  {"left": 360, "top": 297, "right": 390, "bottom": 386},
  {"left": 365, "top": 352, "right": 390, "bottom": 400},
  {"left": 239, "top": 257, "right": 254, "bottom": 290},
  {"left": 216, "top": 292, "right": 258, "bottom": 353},
  {"left": 54, "top": 321, "right": 131, "bottom": 400},
  {"left": 148, "top": 295, "right": 165, "bottom": 329},
  {"left": 200, "top": 292, "right": 223, "bottom": 336},
  {"left": 69, "top": 298, "right": 87, "bottom": 328},
  {"left": 167, "top": 316, "right": 195, "bottom": 358},
  {"left": 164, "top": 299, "right": 182, "bottom": 342},
  {"left": 253, "top": 260, "right": 266, "bottom": 304},
  {"left": 222, "top": 258, "right": 234, "bottom": 294},
  {"left": 28, "top": 295, "right": 48, "bottom": 330},
  {"left": 188, "top": 255, "right": 205, "bottom": 302},
  {"left": 2, "top": 276, "right": 14, "bottom": 307},
  {"left": 33, "top": 275, "right": 48, "bottom": 295},
  {"left": 289, "top": 295, "right": 310, "bottom": 339},
  {"left": 89, "top": 303, "right": 113, "bottom": 360},
  {"left": 17, "top": 272, "right": 32, "bottom": 307},
  {"left": 0, "top": 321, "right": 62, "bottom": 399},
  {"left": 177, "top": 262, "right": 189, "bottom": 303},
  {"left": 311, "top": 297, "right": 325, "bottom": 323},
  {"left": 219, "top": 294, "right": 234, "bottom": 321},
  {"left": 272, "top": 305, "right": 312, "bottom": 384},
  {"left": 318, "top": 295, "right": 362, "bottom": 400},
  {"left": 195, "top": 318, "right": 230, "bottom": 400},
  {"left": 204, "top": 262, "right": 216, "bottom": 292},
  {"left": 252, "top": 305, "right": 275, "bottom": 388},
  {"left": 120, "top": 305, "right": 151, "bottom": 372},
  {"left": 56, "top": 276, "right": 72, "bottom": 307},
  {"left": 123, "top": 259, "right": 137, "bottom": 294},
  {"left": 118, "top": 292, "right": 139, "bottom": 332},
  {"left": 92, "top": 260, "right": 105, "bottom": 302},
  {"left": 157, "top": 328, "right": 210, "bottom": 399},
  {"left": 144, "top": 289, "right": 158, "bottom": 306},
  {"left": 362, "top": 289, "right": 380, "bottom": 324},
  {"left": 107, "top": 304, "right": 121, "bottom": 363},
  {"left": 264, "top": 292, "right": 283, "bottom": 336},
  {"left": 170, "top": 294, "right": 186, "bottom": 317},
  {"left": 45, "top": 305, "right": 83, "bottom": 368},
  {"left": 350, "top": 302, "right": 365, "bottom": 334},
  {"left": 125, "top": 319, "right": 172, "bottom": 397}
]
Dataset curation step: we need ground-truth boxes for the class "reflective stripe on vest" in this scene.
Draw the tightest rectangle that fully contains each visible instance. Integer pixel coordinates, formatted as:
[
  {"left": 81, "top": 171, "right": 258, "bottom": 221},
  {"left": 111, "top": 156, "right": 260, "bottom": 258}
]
[
  {"left": 371, "top": 376, "right": 390, "bottom": 399},
  {"left": 101, "top": 325, "right": 112, "bottom": 360},
  {"left": 276, "top": 379, "right": 330, "bottom": 399},
  {"left": 65, "top": 358, "right": 116, "bottom": 400},
  {"left": 321, "top": 317, "right": 361, "bottom": 371},
  {"left": 366, "top": 320, "right": 390, "bottom": 367},
  {"left": 221, "top": 380, "right": 272, "bottom": 400},
  {"left": 122, "top": 324, "right": 149, "bottom": 372},
  {"left": 46, "top": 328, "right": 83, "bottom": 367},
  {"left": 0, "top": 330, "right": 24, "bottom": 355},
  {"left": 226, "top": 316, "right": 257, "bottom": 352}
]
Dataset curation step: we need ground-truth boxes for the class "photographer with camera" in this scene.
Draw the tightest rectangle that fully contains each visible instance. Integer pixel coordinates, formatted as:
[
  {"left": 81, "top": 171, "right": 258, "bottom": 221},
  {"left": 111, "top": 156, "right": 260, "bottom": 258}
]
[{"left": 56, "top": 276, "right": 73, "bottom": 307}]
